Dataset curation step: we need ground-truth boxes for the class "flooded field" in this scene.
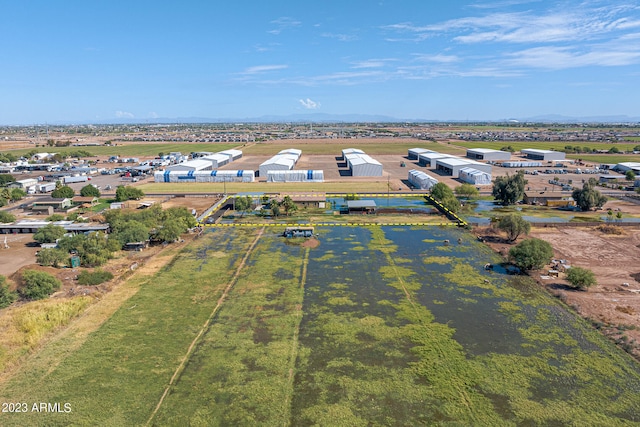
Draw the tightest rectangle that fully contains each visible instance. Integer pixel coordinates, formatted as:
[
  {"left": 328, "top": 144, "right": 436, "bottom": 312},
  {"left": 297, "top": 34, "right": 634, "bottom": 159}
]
[{"left": 3, "top": 225, "right": 640, "bottom": 425}]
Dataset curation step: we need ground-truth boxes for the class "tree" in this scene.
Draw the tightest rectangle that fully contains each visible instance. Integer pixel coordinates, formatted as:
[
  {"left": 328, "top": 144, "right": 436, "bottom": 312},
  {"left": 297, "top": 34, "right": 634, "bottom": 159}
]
[
  {"left": 508, "top": 238, "right": 554, "bottom": 271},
  {"left": 80, "top": 184, "right": 101, "bottom": 197},
  {"left": 234, "top": 196, "right": 252, "bottom": 218},
  {"left": 33, "top": 224, "right": 66, "bottom": 243},
  {"left": 566, "top": 266, "right": 597, "bottom": 290},
  {"left": 151, "top": 218, "right": 184, "bottom": 243},
  {"left": 270, "top": 200, "right": 281, "bottom": 218},
  {"left": 430, "top": 183, "right": 460, "bottom": 213},
  {"left": 0, "top": 173, "right": 16, "bottom": 186},
  {"left": 36, "top": 248, "right": 70, "bottom": 267},
  {"left": 572, "top": 180, "right": 607, "bottom": 211},
  {"left": 9, "top": 188, "right": 26, "bottom": 202},
  {"left": 0, "top": 275, "right": 17, "bottom": 308},
  {"left": 51, "top": 185, "right": 74, "bottom": 198},
  {"left": 110, "top": 220, "right": 150, "bottom": 247},
  {"left": 281, "top": 196, "right": 297, "bottom": 216},
  {"left": 18, "top": 270, "right": 62, "bottom": 300},
  {"left": 0, "top": 211, "right": 16, "bottom": 223},
  {"left": 492, "top": 171, "right": 526, "bottom": 206},
  {"left": 497, "top": 213, "right": 531, "bottom": 242},
  {"left": 115, "top": 185, "right": 144, "bottom": 202},
  {"left": 454, "top": 183, "right": 480, "bottom": 199},
  {"left": 625, "top": 170, "right": 636, "bottom": 181}
]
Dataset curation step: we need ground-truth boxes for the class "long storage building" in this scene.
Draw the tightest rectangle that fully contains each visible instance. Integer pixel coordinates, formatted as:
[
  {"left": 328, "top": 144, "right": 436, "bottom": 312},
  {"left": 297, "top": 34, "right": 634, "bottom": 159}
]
[
  {"left": 154, "top": 170, "right": 255, "bottom": 183},
  {"left": 267, "top": 170, "right": 324, "bottom": 183},
  {"left": 466, "top": 148, "right": 511, "bottom": 161},
  {"left": 435, "top": 158, "right": 492, "bottom": 178},
  {"left": 459, "top": 167, "right": 492, "bottom": 185},
  {"left": 408, "top": 148, "right": 434, "bottom": 160},
  {"left": 408, "top": 169, "right": 438, "bottom": 190},
  {"left": 521, "top": 149, "right": 566, "bottom": 161},
  {"left": 346, "top": 153, "right": 383, "bottom": 177},
  {"left": 418, "top": 152, "right": 453, "bottom": 167}
]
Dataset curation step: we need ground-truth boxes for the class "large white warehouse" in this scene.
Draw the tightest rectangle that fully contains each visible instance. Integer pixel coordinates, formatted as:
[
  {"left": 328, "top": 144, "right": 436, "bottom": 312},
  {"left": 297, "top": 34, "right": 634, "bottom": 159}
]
[
  {"left": 267, "top": 170, "right": 324, "bottom": 183},
  {"left": 418, "top": 152, "right": 453, "bottom": 167},
  {"left": 346, "top": 153, "right": 383, "bottom": 177},
  {"left": 408, "top": 148, "right": 434, "bottom": 160},
  {"left": 155, "top": 170, "right": 255, "bottom": 183},
  {"left": 218, "top": 149, "right": 243, "bottom": 162},
  {"left": 259, "top": 155, "right": 296, "bottom": 177},
  {"left": 521, "top": 149, "right": 566, "bottom": 161},
  {"left": 466, "top": 148, "right": 511, "bottom": 162},
  {"left": 459, "top": 167, "right": 492, "bottom": 185},
  {"left": 166, "top": 159, "right": 212, "bottom": 172},
  {"left": 408, "top": 169, "right": 438, "bottom": 190},
  {"left": 435, "top": 158, "right": 492, "bottom": 178},
  {"left": 200, "top": 154, "right": 230, "bottom": 169}
]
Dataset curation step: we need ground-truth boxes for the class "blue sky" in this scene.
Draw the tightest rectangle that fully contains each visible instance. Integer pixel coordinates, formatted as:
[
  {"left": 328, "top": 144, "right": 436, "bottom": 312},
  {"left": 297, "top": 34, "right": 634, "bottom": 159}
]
[{"left": 2, "top": 0, "right": 640, "bottom": 124}]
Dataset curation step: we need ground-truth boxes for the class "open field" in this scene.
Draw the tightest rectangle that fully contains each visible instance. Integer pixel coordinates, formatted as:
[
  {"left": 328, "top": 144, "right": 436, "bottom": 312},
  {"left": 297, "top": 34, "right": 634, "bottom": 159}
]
[{"left": 2, "top": 226, "right": 640, "bottom": 425}]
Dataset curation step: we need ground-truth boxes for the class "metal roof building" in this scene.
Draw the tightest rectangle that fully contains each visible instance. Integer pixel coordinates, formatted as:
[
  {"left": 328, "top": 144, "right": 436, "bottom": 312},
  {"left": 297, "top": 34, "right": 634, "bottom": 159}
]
[
  {"left": 166, "top": 159, "right": 212, "bottom": 172},
  {"left": 417, "top": 152, "right": 453, "bottom": 167},
  {"left": 466, "top": 148, "right": 511, "bottom": 161},
  {"left": 408, "top": 148, "right": 434, "bottom": 160},
  {"left": 614, "top": 162, "right": 640, "bottom": 174},
  {"left": 459, "top": 167, "right": 492, "bottom": 185},
  {"left": 435, "top": 158, "right": 492, "bottom": 178},
  {"left": 154, "top": 170, "right": 255, "bottom": 183},
  {"left": 200, "top": 154, "right": 230, "bottom": 169},
  {"left": 267, "top": 170, "right": 324, "bottom": 182},
  {"left": 521, "top": 149, "right": 566, "bottom": 161},
  {"left": 408, "top": 169, "right": 439, "bottom": 190},
  {"left": 346, "top": 154, "right": 383, "bottom": 176},
  {"left": 259, "top": 155, "right": 296, "bottom": 177},
  {"left": 218, "top": 149, "right": 243, "bottom": 162},
  {"left": 341, "top": 148, "right": 365, "bottom": 159}
]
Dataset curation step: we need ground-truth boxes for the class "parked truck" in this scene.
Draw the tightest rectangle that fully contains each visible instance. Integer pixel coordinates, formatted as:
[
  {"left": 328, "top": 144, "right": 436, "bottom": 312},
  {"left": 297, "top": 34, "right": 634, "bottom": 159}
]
[
  {"left": 63, "top": 175, "right": 88, "bottom": 184},
  {"left": 38, "top": 182, "right": 57, "bottom": 193}
]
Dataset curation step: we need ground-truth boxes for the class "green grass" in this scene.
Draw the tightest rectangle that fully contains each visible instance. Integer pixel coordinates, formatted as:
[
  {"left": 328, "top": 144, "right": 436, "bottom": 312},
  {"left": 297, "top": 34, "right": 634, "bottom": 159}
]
[
  {"left": 0, "top": 229, "right": 257, "bottom": 426},
  {"left": 2, "top": 226, "right": 640, "bottom": 425},
  {"left": 450, "top": 140, "right": 640, "bottom": 153}
]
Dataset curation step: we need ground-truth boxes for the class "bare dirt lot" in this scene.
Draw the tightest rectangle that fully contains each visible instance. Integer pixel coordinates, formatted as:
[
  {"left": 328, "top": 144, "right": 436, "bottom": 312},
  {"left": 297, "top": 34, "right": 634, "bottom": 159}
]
[{"left": 530, "top": 226, "right": 640, "bottom": 354}]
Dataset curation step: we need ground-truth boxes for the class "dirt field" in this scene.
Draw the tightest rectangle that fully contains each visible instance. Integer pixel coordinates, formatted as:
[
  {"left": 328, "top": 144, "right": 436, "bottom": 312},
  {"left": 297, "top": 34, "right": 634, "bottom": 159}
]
[
  {"left": 529, "top": 226, "right": 640, "bottom": 355},
  {"left": 0, "top": 234, "right": 40, "bottom": 277}
]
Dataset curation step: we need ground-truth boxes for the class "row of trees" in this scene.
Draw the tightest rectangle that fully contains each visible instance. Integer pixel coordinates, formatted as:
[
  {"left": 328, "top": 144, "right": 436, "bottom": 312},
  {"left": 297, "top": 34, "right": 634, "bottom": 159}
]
[
  {"left": 34, "top": 204, "right": 197, "bottom": 269},
  {"left": 492, "top": 171, "right": 608, "bottom": 211}
]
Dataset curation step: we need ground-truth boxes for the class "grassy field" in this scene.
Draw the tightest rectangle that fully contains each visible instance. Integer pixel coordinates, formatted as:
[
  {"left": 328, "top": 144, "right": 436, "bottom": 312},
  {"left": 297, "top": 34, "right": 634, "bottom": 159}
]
[
  {"left": 450, "top": 139, "right": 640, "bottom": 153},
  {"left": 2, "top": 226, "right": 640, "bottom": 425},
  {"left": 240, "top": 140, "right": 459, "bottom": 156}
]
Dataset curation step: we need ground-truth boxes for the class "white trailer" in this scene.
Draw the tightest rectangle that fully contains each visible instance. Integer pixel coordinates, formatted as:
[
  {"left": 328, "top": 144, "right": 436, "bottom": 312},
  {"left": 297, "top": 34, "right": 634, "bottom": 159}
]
[
  {"left": 63, "top": 175, "right": 88, "bottom": 184},
  {"left": 38, "top": 182, "right": 57, "bottom": 193}
]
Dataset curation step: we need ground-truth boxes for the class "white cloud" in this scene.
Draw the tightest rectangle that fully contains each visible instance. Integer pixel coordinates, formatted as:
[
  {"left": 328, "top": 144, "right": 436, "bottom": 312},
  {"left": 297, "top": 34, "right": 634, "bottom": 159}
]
[
  {"left": 299, "top": 98, "right": 320, "bottom": 109},
  {"left": 239, "top": 64, "right": 288, "bottom": 75},
  {"left": 350, "top": 58, "right": 396, "bottom": 69},
  {"left": 268, "top": 17, "right": 301, "bottom": 35},
  {"left": 115, "top": 111, "right": 134, "bottom": 118},
  {"left": 321, "top": 32, "right": 358, "bottom": 42},
  {"left": 148, "top": 112, "right": 159, "bottom": 119}
]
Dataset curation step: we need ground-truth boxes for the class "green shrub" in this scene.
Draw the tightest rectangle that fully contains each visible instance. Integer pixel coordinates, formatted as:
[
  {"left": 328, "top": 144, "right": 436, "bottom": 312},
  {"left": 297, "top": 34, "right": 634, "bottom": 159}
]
[
  {"left": 18, "top": 270, "right": 62, "bottom": 300},
  {"left": 0, "top": 276, "right": 18, "bottom": 308},
  {"left": 566, "top": 266, "right": 597, "bottom": 290},
  {"left": 77, "top": 269, "right": 114, "bottom": 286}
]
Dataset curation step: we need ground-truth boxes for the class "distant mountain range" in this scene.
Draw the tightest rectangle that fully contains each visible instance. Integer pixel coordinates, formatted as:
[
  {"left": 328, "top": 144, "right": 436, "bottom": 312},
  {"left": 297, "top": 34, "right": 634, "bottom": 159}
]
[{"left": 34, "top": 113, "right": 640, "bottom": 126}]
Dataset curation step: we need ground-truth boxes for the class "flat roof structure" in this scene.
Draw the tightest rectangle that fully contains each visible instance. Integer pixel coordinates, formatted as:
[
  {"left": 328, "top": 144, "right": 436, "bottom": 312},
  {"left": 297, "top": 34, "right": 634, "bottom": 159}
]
[
  {"left": 521, "top": 149, "right": 566, "bottom": 161},
  {"left": 347, "top": 200, "right": 377, "bottom": 214},
  {"left": 435, "top": 158, "right": 492, "bottom": 178},
  {"left": 466, "top": 148, "right": 511, "bottom": 161}
]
